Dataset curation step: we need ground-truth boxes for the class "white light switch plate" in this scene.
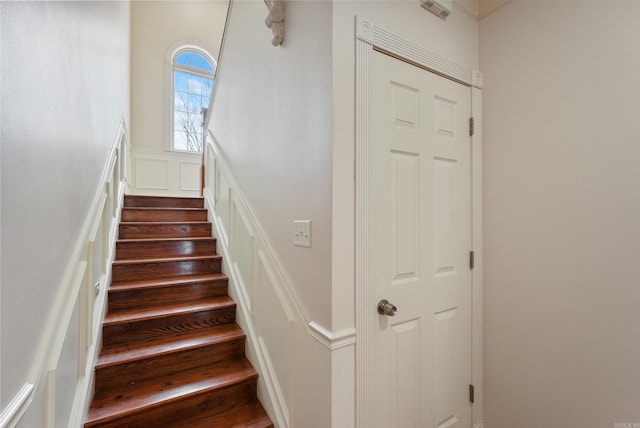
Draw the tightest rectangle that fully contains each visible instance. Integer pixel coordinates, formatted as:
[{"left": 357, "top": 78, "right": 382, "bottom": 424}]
[{"left": 293, "top": 220, "right": 311, "bottom": 248}]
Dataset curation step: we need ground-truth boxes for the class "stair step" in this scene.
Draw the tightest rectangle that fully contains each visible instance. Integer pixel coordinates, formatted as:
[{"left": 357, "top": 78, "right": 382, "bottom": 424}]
[
  {"left": 102, "top": 297, "right": 236, "bottom": 346},
  {"left": 116, "top": 237, "right": 217, "bottom": 260},
  {"left": 124, "top": 194, "right": 204, "bottom": 208},
  {"left": 112, "top": 255, "right": 221, "bottom": 282},
  {"left": 85, "top": 359, "right": 258, "bottom": 428},
  {"left": 121, "top": 207, "right": 208, "bottom": 222},
  {"left": 182, "top": 400, "right": 273, "bottom": 428},
  {"left": 108, "top": 273, "right": 228, "bottom": 312},
  {"left": 104, "top": 296, "right": 234, "bottom": 325},
  {"left": 86, "top": 195, "right": 272, "bottom": 428},
  {"left": 119, "top": 222, "right": 212, "bottom": 239},
  {"left": 95, "top": 324, "right": 246, "bottom": 393},
  {"left": 110, "top": 273, "right": 227, "bottom": 290},
  {"left": 98, "top": 323, "right": 244, "bottom": 367}
]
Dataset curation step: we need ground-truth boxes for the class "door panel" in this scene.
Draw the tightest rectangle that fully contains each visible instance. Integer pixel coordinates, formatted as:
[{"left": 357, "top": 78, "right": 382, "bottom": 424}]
[
  {"left": 435, "top": 158, "right": 456, "bottom": 275},
  {"left": 435, "top": 308, "right": 457, "bottom": 427},
  {"left": 390, "top": 151, "right": 420, "bottom": 284},
  {"left": 391, "top": 318, "right": 420, "bottom": 427},
  {"left": 372, "top": 50, "right": 472, "bottom": 428}
]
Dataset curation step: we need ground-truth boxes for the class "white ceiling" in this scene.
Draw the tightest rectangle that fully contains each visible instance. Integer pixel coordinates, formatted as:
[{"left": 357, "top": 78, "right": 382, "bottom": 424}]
[{"left": 454, "top": 0, "right": 513, "bottom": 20}]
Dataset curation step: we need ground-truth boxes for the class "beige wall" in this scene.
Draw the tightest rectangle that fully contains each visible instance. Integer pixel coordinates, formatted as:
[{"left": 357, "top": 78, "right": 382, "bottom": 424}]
[
  {"left": 131, "top": 0, "right": 228, "bottom": 151},
  {"left": 208, "top": 0, "right": 334, "bottom": 329},
  {"left": 129, "top": 1, "right": 228, "bottom": 196},
  {"left": 1, "top": 1, "right": 130, "bottom": 424},
  {"left": 207, "top": 2, "right": 334, "bottom": 426},
  {"left": 481, "top": 1, "right": 640, "bottom": 426}
]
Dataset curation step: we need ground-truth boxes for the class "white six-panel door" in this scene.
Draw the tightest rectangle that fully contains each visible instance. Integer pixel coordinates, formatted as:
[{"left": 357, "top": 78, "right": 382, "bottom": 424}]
[{"left": 372, "top": 50, "right": 472, "bottom": 428}]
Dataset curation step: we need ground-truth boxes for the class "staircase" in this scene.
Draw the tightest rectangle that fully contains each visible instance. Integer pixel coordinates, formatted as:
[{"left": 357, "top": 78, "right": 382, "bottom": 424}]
[{"left": 85, "top": 195, "right": 273, "bottom": 428}]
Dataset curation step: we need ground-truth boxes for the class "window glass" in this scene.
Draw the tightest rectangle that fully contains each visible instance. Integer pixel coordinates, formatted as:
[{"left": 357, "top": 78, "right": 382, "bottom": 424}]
[
  {"left": 175, "top": 52, "right": 214, "bottom": 72},
  {"left": 172, "top": 50, "right": 214, "bottom": 152}
]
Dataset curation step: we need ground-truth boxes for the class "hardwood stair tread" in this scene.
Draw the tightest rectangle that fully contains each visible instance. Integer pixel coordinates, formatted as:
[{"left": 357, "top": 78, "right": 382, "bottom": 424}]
[
  {"left": 111, "top": 256, "right": 221, "bottom": 282},
  {"left": 110, "top": 273, "right": 227, "bottom": 291},
  {"left": 112, "top": 254, "right": 222, "bottom": 266},
  {"left": 119, "top": 221, "right": 211, "bottom": 225},
  {"left": 125, "top": 195, "right": 204, "bottom": 200},
  {"left": 122, "top": 207, "right": 207, "bottom": 211},
  {"left": 103, "top": 296, "right": 235, "bottom": 326},
  {"left": 115, "top": 238, "right": 219, "bottom": 261},
  {"left": 121, "top": 208, "right": 208, "bottom": 222},
  {"left": 116, "top": 236, "right": 216, "bottom": 245},
  {"left": 118, "top": 222, "right": 212, "bottom": 239},
  {"left": 97, "top": 323, "right": 245, "bottom": 368},
  {"left": 123, "top": 195, "right": 204, "bottom": 207},
  {"left": 182, "top": 400, "right": 273, "bottom": 428},
  {"left": 86, "top": 358, "right": 257, "bottom": 425}
]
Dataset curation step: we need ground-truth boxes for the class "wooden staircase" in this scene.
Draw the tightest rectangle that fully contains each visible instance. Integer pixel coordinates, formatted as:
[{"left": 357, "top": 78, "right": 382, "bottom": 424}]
[{"left": 85, "top": 195, "right": 273, "bottom": 428}]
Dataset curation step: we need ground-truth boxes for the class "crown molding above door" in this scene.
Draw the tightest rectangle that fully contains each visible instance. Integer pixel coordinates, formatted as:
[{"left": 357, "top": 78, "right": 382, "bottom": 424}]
[{"left": 355, "top": 15, "right": 483, "bottom": 89}]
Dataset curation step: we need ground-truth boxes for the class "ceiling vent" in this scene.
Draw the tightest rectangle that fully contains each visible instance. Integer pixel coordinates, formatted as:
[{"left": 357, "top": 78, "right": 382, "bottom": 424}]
[{"left": 420, "top": 0, "right": 452, "bottom": 19}]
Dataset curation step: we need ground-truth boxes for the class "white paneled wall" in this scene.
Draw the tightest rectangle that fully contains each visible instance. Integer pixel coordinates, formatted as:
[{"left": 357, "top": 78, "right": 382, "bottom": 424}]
[
  {"left": 203, "top": 135, "right": 342, "bottom": 428},
  {"left": 0, "top": 123, "right": 129, "bottom": 428},
  {"left": 130, "top": 148, "right": 201, "bottom": 197},
  {"left": 255, "top": 252, "right": 294, "bottom": 418}
]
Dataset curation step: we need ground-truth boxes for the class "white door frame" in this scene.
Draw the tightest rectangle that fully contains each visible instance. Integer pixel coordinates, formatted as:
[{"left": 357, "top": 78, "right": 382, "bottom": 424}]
[{"left": 354, "top": 16, "right": 484, "bottom": 428}]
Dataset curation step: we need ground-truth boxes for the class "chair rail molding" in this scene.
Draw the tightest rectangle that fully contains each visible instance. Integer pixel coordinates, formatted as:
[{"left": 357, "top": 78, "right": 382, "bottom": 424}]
[
  {"left": 308, "top": 322, "right": 356, "bottom": 350},
  {"left": 0, "top": 383, "right": 35, "bottom": 428},
  {"left": 355, "top": 15, "right": 484, "bottom": 428}
]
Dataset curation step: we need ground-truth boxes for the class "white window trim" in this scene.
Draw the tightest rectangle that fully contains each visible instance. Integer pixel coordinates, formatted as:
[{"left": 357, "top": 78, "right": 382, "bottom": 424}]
[{"left": 164, "top": 44, "right": 217, "bottom": 153}]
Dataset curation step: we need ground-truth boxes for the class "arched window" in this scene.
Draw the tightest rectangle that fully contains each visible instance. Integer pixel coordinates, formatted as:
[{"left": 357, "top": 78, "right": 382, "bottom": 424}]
[{"left": 171, "top": 48, "right": 215, "bottom": 152}]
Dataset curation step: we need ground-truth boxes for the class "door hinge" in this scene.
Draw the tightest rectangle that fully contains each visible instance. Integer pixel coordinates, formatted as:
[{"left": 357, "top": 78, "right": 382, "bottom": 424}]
[
  {"left": 469, "top": 117, "right": 475, "bottom": 137},
  {"left": 469, "top": 384, "right": 475, "bottom": 403},
  {"left": 469, "top": 251, "right": 475, "bottom": 270}
]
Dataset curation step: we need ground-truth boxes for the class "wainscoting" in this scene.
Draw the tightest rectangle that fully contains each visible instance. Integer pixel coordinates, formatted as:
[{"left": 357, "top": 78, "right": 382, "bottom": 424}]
[
  {"left": 0, "top": 121, "right": 129, "bottom": 428},
  {"left": 204, "top": 133, "right": 355, "bottom": 428},
  {"left": 129, "top": 147, "right": 202, "bottom": 197}
]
